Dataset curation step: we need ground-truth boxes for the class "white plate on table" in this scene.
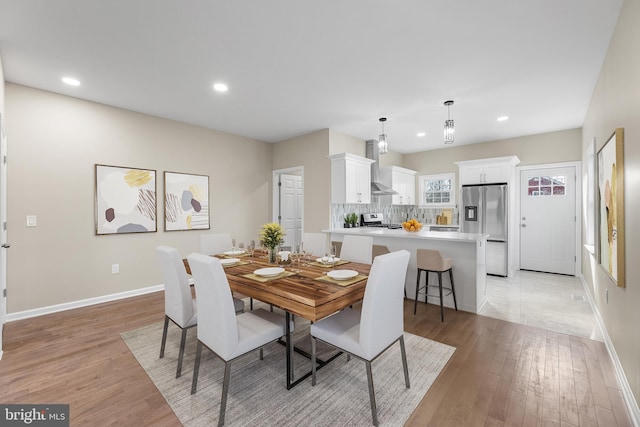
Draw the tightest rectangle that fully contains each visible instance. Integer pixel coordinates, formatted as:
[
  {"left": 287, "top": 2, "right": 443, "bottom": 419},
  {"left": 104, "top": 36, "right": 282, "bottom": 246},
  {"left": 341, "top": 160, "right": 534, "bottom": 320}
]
[
  {"left": 224, "top": 250, "right": 245, "bottom": 256},
  {"left": 316, "top": 257, "right": 340, "bottom": 263},
  {"left": 327, "top": 270, "right": 358, "bottom": 280},
  {"left": 253, "top": 267, "right": 284, "bottom": 277},
  {"left": 220, "top": 258, "right": 240, "bottom": 267}
]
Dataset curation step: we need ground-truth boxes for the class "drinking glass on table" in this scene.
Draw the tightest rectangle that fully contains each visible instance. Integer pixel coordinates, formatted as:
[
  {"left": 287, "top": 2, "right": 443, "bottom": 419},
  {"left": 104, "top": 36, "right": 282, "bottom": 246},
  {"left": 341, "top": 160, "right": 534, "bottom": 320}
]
[
  {"left": 231, "top": 238, "right": 237, "bottom": 253},
  {"left": 330, "top": 245, "right": 337, "bottom": 270},
  {"left": 299, "top": 242, "right": 307, "bottom": 265},
  {"left": 291, "top": 246, "right": 301, "bottom": 273},
  {"left": 245, "top": 243, "right": 254, "bottom": 261}
]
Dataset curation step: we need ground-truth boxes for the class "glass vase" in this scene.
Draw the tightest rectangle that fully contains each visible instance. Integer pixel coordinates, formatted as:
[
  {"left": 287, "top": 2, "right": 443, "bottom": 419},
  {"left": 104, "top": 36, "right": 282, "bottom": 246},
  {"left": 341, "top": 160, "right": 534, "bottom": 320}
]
[{"left": 269, "top": 247, "right": 277, "bottom": 264}]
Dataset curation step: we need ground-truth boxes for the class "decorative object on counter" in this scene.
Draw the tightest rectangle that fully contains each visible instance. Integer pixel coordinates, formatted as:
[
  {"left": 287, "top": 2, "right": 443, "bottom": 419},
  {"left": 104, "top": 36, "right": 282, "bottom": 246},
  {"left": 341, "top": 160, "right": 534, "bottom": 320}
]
[
  {"left": 443, "top": 100, "right": 455, "bottom": 144},
  {"left": 378, "top": 117, "right": 388, "bottom": 155},
  {"left": 344, "top": 212, "right": 358, "bottom": 228},
  {"left": 402, "top": 218, "right": 423, "bottom": 232},
  {"left": 259, "top": 222, "right": 285, "bottom": 264},
  {"left": 436, "top": 208, "right": 453, "bottom": 225}
]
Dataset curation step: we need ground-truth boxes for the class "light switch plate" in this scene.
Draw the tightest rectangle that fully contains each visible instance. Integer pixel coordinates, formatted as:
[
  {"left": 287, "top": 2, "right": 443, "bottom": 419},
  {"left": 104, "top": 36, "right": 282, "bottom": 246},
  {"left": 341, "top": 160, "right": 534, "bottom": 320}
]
[{"left": 26, "top": 215, "right": 37, "bottom": 227}]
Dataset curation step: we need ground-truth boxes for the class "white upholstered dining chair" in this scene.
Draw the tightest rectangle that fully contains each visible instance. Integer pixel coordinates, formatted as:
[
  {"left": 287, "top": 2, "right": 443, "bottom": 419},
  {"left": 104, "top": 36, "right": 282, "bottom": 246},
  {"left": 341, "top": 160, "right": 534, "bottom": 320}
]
[
  {"left": 339, "top": 234, "right": 374, "bottom": 264},
  {"left": 301, "top": 232, "right": 327, "bottom": 257},
  {"left": 187, "top": 253, "right": 289, "bottom": 426},
  {"left": 310, "top": 250, "right": 411, "bottom": 426},
  {"left": 156, "top": 246, "right": 198, "bottom": 378},
  {"left": 200, "top": 233, "right": 233, "bottom": 256}
]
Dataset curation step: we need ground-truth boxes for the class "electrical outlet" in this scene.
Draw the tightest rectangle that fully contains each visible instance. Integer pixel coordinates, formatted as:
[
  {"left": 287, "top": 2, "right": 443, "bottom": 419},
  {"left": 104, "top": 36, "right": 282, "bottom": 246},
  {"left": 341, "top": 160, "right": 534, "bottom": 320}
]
[
  {"left": 605, "top": 288, "right": 608, "bottom": 303},
  {"left": 112, "top": 264, "right": 120, "bottom": 274}
]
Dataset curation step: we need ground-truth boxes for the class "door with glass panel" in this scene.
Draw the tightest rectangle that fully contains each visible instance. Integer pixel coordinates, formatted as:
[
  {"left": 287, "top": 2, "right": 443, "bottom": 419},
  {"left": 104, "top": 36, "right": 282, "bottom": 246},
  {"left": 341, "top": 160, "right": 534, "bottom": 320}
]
[{"left": 520, "top": 166, "right": 576, "bottom": 275}]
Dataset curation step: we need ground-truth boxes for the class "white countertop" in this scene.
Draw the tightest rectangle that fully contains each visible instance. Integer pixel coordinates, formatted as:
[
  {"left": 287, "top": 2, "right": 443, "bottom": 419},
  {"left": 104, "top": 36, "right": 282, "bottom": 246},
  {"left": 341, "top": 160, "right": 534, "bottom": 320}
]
[{"left": 324, "top": 227, "right": 488, "bottom": 243}]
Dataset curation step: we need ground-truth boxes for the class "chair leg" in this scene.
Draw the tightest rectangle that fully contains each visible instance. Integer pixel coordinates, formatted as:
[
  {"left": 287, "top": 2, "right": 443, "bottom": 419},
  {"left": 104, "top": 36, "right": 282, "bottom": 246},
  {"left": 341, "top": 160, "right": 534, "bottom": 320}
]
[
  {"left": 250, "top": 297, "right": 253, "bottom": 311},
  {"left": 311, "top": 336, "right": 317, "bottom": 386},
  {"left": 191, "top": 341, "right": 203, "bottom": 395},
  {"left": 259, "top": 347, "right": 263, "bottom": 360},
  {"left": 176, "top": 327, "right": 188, "bottom": 378},
  {"left": 449, "top": 268, "right": 458, "bottom": 311},
  {"left": 159, "top": 316, "right": 169, "bottom": 358},
  {"left": 218, "top": 361, "right": 231, "bottom": 427},
  {"left": 365, "top": 361, "right": 379, "bottom": 426},
  {"left": 399, "top": 336, "right": 410, "bottom": 388},
  {"left": 438, "top": 272, "right": 444, "bottom": 322},
  {"left": 413, "top": 269, "right": 421, "bottom": 315}
]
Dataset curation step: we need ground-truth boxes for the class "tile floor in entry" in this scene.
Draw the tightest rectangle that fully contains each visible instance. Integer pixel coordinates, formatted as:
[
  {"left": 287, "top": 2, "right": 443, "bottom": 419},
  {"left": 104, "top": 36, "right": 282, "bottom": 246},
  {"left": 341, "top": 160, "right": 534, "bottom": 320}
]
[{"left": 478, "top": 270, "right": 603, "bottom": 341}]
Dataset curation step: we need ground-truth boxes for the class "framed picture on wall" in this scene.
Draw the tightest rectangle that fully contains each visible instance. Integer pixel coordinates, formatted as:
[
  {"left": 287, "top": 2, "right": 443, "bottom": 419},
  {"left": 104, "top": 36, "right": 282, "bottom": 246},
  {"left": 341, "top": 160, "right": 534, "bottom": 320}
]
[
  {"left": 164, "top": 171, "right": 210, "bottom": 231},
  {"left": 596, "top": 128, "right": 625, "bottom": 287},
  {"left": 95, "top": 164, "right": 157, "bottom": 235}
]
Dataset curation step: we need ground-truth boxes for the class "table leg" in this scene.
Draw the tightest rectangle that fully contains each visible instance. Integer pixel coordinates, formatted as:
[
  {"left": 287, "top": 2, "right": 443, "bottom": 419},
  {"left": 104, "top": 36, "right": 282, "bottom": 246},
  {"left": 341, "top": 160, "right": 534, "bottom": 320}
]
[
  {"left": 282, "top": 311, "right": 344, "bottom": 390},
  {"left": 285, "top": 311, "right": 294, "bottom": 389}
]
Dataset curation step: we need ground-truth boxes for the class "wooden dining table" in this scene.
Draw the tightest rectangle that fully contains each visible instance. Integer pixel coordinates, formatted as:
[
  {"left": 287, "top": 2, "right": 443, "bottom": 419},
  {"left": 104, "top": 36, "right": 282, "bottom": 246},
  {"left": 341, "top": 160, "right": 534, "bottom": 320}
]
[{"left": 185, "top": 252, "right": 372, "bottom": 389}]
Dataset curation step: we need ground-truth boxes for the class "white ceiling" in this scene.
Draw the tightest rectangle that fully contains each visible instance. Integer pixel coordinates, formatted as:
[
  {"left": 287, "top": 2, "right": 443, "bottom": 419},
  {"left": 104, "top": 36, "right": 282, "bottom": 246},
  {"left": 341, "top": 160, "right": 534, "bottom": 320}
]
[{"left": 0, "top": 1, "right": 623, "bottom": 153}]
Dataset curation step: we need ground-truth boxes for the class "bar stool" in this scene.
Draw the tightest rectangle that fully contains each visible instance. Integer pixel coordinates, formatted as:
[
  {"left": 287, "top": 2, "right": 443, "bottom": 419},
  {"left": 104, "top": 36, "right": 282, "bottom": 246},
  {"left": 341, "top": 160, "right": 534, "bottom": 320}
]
[{"left": 414, "top": 249, "right": 457, "bottom": 321}]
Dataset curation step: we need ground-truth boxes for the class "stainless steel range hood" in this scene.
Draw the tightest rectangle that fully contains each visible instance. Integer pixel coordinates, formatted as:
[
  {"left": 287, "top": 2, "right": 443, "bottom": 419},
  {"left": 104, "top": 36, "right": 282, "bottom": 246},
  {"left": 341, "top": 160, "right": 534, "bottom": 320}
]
[{"left": 366, "top": 139, "right": 398, "bottom": 195}]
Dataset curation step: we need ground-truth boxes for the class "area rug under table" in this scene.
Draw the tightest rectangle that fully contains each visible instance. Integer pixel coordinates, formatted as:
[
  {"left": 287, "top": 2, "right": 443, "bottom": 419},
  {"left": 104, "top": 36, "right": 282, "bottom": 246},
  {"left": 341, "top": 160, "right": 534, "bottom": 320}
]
[{"left": 121, "top": 314, "right": 455, "bottom": 427}]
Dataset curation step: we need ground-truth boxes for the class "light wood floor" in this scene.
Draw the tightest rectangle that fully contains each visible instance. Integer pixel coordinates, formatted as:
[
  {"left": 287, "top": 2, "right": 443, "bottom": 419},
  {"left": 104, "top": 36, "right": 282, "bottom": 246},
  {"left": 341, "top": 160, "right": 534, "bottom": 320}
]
[{"left": 0, "top": 292, "right": 633, "bottom": 426}]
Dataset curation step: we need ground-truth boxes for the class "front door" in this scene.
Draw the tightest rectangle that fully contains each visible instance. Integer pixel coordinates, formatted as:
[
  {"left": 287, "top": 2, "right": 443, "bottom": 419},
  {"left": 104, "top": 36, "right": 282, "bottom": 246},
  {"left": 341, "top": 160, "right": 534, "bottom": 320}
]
[
  {"left": 278, "top": 173, "right": 302, "bottom": 250},
  {"left": 520, "top": 166, "right": 576, "bottom": 275}
]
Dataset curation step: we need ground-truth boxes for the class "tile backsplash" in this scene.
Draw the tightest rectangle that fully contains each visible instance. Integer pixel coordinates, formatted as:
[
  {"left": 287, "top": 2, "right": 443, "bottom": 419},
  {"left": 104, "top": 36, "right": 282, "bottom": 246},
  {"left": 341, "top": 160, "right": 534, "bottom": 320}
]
[{"left": 331, "top": 200, "right": 458, "bottom": 228}]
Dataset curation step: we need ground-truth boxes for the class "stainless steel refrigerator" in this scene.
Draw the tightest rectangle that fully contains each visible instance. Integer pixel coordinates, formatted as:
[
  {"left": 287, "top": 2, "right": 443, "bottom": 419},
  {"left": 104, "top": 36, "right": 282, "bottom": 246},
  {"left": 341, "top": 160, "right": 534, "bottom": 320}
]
[{"left": 461, "top": 184, "right": 508, "bottom": 276}]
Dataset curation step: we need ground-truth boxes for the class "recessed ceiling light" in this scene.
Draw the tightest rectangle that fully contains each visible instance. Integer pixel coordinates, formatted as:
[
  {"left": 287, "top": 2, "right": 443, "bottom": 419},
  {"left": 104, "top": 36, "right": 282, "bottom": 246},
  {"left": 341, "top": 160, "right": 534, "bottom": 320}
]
[
  {"left": 213, "top": 83, "right": 228, "bottom": 92},
  {"left": 62, "top": 77, "right": 81, "bottom": 86},
  {"left": 497, "top": 116, "right": 509, "bottom": 122},
  {"left": 416, "top": 132, "right": 426, "bottom": 137}
]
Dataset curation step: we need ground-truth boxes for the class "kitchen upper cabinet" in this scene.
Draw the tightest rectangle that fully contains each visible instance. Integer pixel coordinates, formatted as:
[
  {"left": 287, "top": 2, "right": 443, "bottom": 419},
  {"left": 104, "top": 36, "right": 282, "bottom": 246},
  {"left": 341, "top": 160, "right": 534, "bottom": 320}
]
[
  {"left": 328, "top": 153, "right": 375, "bottom": 204},
  {"left": 380, "top": 166, "right": 417, "bottom": 205},
  {"left": 456, "top": 156, "right": 520, "bottom": 185}
]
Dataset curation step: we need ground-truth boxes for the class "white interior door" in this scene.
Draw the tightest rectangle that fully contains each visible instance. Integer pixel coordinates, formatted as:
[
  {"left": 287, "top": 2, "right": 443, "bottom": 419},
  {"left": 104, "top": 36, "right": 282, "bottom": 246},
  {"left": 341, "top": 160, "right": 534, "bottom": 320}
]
[
  {"left": 0, "top": 115, "right": 7, "bottom": 357},
  {"left": 520, "top": 166, "right": 576, "bottom": 275},
  {"left": 278, "top": 173, "right": 302, "bottom": 250}
]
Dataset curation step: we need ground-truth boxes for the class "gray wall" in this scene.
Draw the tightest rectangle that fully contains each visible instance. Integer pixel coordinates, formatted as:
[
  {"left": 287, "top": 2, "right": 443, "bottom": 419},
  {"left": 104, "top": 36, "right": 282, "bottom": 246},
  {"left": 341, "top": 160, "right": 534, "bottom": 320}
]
[
  {"left": 6, "top": 84, "right": 273, "bottom": 313},
  {"left": 404, "top": 128, "right": 582, "bottom": 176},
  {"left": 272, "top": 129, "right": 331, "bottom": 234},
  {"left": 581, "top": 0, "right": 640, "bottom": 409}
]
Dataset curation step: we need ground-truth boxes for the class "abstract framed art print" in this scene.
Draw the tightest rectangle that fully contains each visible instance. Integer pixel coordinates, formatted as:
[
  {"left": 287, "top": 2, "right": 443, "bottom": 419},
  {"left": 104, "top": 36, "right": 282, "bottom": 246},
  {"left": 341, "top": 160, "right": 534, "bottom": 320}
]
[
  {"left": 95, "top": 164, "right": 157, "bottom": 235},
  {"left": 596, "top": 128, "right": 625, "bottom": 287},
  {"left": 164, "top": 171, "right": 210, "bottom": 231}
]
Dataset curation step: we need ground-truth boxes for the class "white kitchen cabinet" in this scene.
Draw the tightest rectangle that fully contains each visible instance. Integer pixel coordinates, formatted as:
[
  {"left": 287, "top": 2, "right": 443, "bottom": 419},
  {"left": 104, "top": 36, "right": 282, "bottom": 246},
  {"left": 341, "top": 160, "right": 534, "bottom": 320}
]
[
  {"left": 380, "top": 166, "right": 417, "bottom": 205},
  {"left": 456, "top": 156, "right": 520, "bottom": 185},
  {"left": 328, "top": 153, "right": 375, "bottom": 204}
]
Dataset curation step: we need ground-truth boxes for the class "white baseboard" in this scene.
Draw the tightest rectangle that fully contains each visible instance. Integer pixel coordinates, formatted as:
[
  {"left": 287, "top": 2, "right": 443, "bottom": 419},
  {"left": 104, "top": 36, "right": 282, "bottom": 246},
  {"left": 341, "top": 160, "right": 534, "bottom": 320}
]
[
  {"left": 5, "top": 285, "right": 164, "bottom": 323},
  {"left": 581, "top": 277, "right": 640, "bottom": 426}
]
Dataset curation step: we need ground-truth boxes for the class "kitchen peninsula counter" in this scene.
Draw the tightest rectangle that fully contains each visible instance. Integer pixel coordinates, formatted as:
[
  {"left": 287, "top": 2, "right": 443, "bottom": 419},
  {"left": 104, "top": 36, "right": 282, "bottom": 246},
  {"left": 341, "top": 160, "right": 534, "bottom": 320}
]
[{"left": 324, "top": 228, "right": 488, "bottom": 313}]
